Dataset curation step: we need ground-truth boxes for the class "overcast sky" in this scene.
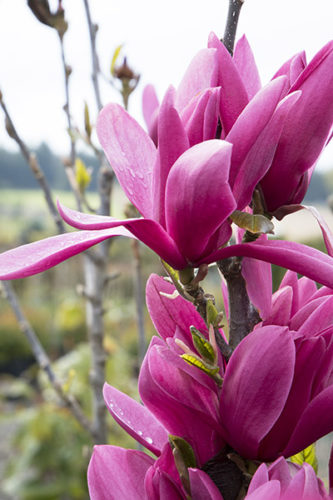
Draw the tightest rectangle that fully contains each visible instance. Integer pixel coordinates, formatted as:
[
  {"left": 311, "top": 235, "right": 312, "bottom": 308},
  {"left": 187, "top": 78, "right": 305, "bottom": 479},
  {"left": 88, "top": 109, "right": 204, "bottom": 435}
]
[{"left": 0, "top": 0, "right": 332, "bottom": 168}]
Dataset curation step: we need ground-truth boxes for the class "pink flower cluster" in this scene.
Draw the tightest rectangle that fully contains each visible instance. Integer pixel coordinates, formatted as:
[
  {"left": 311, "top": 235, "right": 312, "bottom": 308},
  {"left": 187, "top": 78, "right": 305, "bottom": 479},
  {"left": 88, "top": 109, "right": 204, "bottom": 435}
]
[{"left": 88, "top": 270, "right": 333, "bottom": 499}]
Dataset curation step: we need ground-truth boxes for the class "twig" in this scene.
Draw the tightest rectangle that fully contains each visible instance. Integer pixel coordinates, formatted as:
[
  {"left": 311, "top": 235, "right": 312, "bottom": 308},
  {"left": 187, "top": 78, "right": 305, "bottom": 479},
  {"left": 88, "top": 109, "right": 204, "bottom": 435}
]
[
  {"left": 1, "top": 280, "right": 95, "bottom": 439},
  {"left": 223, "top": 0, "right": 244, "bottom": 55},
  {"left": 0, "top": 95, "right": 65, "bottom": 235},
  {"left": 132, "top": 240, "right": 147, "bottom": 366},
  {"left": 82, "top": 0, "right": 103, "bottom": 112},
  {"left": 58, "top": 30, "right": 108, "bottom": 444}
]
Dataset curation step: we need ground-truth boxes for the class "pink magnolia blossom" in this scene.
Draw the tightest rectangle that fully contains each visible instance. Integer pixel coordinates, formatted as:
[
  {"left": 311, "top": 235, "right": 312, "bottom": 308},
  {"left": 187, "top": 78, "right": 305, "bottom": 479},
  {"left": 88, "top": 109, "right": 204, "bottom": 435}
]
[
  {"left": 144, "top": 34, "right": 333, "bottom": 217},
  {"left": 146, "top": 274, "right": 333, "bottom": 463},
  {"left": 87, "top": 383, "right": 223, "bottom": 500},
  {"left": 246, "top": 457, "right": 332, "bottom": 500}
]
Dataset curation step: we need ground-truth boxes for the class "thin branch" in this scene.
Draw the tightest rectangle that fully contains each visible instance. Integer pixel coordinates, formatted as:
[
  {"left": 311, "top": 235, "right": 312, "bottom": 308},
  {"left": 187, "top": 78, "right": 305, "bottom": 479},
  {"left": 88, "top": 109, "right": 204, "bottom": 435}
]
[
  {"left": 1, "top": 280, "right": 95, "bottom": 439},
  {"left": 57, "top": 20, "right": 108, "bottom": 444},
  {"left": 0, "top": 96, "right": 65, "bottom": 235},
  {"left": 223, "top": 0, "right": 244, "bottom": 55},
  {"left": 82, "top": 0, "right": 103, "bottom": 111}
]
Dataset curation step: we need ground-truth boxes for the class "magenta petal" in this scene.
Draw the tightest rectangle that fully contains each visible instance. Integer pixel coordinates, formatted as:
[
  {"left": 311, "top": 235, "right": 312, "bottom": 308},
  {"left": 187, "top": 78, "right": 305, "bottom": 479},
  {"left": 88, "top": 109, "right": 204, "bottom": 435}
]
[
  {"left": 247, "top": 463, "right": 269, "bottom": 494},
  {"left": 142, "top": 84, "right": 159, "bottom": 142},
  {"left": 0, "top": 228, "right": 131, "bottom": 280},
  {"left": 265, "top": 286, "right": 293, "bottom": 326},
  {"left": 273, "top": 51, "right": 307, "bottom": 87},
  {"left": 221, "top": 326, "right": 295, "bottom": 458},
  {"left": 258, "top": 337, "right": 326, "bottom": 459},
  {"left": 58, "top": 203, "right": 187, "bottom": 269},
  {"left": 165, "top": 140, "right": 235, "bottom": 262},
  {"left": 188, "top": 469, "right": 223, "bottom": 500},
  {"left": 226, "top": 76, "right": 288, "bottom": 188},
  {"left": 245, "top": 481, "right": 281, "bottom": 500},
  {"left": 329, "top": 443, "right": 333, "bottom": 494},
  {"left": 208, "top": 32, "right": 249, "bottom": 134},
  {"left": 200, "top": 239, "right": 333, "bottom": 289},
  {"left": 283, "top": 386, "right": 333, "bottom": 458},
  {"left": 181, "top": 87, "right": 220, "bottom": 146},
  {"left": 283, "top": 464, "right": 322, "bottom": 499},
  {"left": 241, "top": 237, "right": 272, "bottom": 320},
  {"left": 301, "top": 205, "right": 333, "bottom": 257},
  {"left": 97, "top": 103, "right": 156, "bottom": 218},
  {"left": 153, "top": 86, "right": 189, "bottom": 226},
  {"left": 175, "top": 47, "right": 219, "bottom": 111},
  {"left": 234, "top": 35, "right": 261, "bottom": 99},
  {"left": 262, "top": 41, "right": 333, "bottom": 212},
  {"left": 87, "top": 445, "right": 153, "bottom": 500},
  {"left": 233, "top": 91, "right": 301, "bottom": 210},
  {"left": 146, "top": 274, "right": 207, "bottom": 340},
  {"left": 296, "top": 295, "right": 333, "bottom": 336},
  {"left": 103, "top": 383, "right": 168, "bottom": 456}
]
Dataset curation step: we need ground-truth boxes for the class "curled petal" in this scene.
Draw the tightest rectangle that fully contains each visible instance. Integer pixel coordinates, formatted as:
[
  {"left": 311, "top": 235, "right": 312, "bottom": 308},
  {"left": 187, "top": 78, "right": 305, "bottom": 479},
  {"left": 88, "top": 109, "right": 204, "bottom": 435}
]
[
  {"left": 154, "top": 86, "right": 189, "bottom": 226},
  {"left": 0, "top": 228, "right": 131, "bottom": 280},
  {"left": 165, "top": 140, "right": 235, "bottom": 262},
  {"left": 283, "top": 386, "right": 333, "bottom": 458},
  {"left": 58, "top": 203, "right": 187, "bottom": 269},
  {"left": 234, "top": 34, "right": 261, "bottom": 99},
  {"left": 201, "top": 239, "right": 333, "bottom": 289},
  {"left": 103, "top": 383, "right": 168, "bottom": 456},
  {"left": 176, "top": 47, "right": 219, "bottom": 111},
  {"left": 146, "top": 274, "right": 206, "bottom": 340},
  {"left": 208, "top": 32, "right": 249, "bottom": 134},
  {"left": 188, "top": 468, "right": 223, "bottom": 500},
  {"left": 97, "top": 103, "right": 156, "bottom": 218},
  {"left": 221, "top": 326, "right": 295, "bottom": 458},
  {"left": 142, "top": 84, "right": 159, "bottom": 143}
]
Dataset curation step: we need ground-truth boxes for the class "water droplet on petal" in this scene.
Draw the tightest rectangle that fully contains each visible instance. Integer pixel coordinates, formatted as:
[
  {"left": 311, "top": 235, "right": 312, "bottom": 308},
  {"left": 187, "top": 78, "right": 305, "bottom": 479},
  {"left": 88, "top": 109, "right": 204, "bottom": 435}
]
[
  {"left": 145, "top": 437, "right": 153, "bottom": 444},
  {"left": 137, "top": 430, "right": 143, "bottom": 436}
]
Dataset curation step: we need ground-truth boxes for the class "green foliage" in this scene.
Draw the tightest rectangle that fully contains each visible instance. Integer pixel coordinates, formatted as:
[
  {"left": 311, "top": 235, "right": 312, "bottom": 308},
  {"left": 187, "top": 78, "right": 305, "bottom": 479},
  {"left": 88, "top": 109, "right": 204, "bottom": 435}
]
[
  {"left": 290, "top": 443, "right": 318, "bottom": 473},
  {"left": 3, "top": 404, "right": 90, "bottom": 500}
]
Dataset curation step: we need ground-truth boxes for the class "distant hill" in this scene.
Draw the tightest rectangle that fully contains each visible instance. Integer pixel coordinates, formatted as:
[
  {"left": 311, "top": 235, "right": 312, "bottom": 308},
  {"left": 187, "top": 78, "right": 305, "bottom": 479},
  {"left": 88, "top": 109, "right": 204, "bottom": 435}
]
[
  {"left": 0, "top": 142, "right": 332, "bottom": 203},
  {"left": 0, "top": 143, "right": 100, "bottom": 191}
]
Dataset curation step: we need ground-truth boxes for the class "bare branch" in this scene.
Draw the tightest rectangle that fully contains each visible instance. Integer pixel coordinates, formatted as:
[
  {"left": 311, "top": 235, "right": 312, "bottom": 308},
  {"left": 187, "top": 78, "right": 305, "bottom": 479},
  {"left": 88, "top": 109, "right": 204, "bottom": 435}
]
[
  {"left": 82, "top": 0, "right": 103, "bottom": 111},
  {"left": 217, "top": 257, "right": 260, "bottom": 350},
  {"left": 223, "top": 0, "right": 244, "bottom": 55},
  {"left": 1, "top": 280, "right": 95, "bottom": 439}
]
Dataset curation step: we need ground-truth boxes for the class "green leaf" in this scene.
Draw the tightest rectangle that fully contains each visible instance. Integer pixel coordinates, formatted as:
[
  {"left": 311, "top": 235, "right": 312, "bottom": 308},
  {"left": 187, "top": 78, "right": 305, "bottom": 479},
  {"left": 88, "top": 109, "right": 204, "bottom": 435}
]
[
  {"left": 206, "top": 299, "right": 219, "bottom": 327},
  {"left": 169, "top": 435, "right": 196, "bottom": 469},
  {"left": 75, "top": 158, "right": 91, "bottom": 194},
  {"left": 110, "top": 44, "right": 123, "bottom": 76},
  {"left": 230, "top": 210, "right": 274, "bottom": 235},
  {"left": 84, "top": 101, "right": 92, "bottom": 139},
  {"left": 190, "top": 326, "right": 216, "bottom": 364},
  {"left": 290, "top": 443, "right": 318, "bottom": 473}
]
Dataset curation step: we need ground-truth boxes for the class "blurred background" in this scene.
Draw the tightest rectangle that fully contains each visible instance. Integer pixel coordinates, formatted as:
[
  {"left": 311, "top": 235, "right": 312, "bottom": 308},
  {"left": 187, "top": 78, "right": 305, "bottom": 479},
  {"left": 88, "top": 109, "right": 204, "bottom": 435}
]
[{"left": 0, "top": 1, "right": 332, "bottom": 498}]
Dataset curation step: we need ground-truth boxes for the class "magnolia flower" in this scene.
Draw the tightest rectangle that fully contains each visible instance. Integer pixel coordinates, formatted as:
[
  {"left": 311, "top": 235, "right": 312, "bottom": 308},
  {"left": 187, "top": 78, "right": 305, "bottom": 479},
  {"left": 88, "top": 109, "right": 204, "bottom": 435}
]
[
  {"left": 87, "top": 383, "right": 224, "bottom": 500},
  {"left": 246, "top": 457, "right": 332, "bottom": 500},
  {"left": 144, "top": 34, "right": 333, "bottom": 217},
  {"left": 146, "top": 274, "right": 333, "bottom": 463}
]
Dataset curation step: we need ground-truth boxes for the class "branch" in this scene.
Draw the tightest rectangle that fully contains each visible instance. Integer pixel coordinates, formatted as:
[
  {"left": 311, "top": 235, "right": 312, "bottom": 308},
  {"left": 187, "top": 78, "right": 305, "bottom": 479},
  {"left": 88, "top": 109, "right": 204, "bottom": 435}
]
[
  {"left": 217, "top": 257, "right": 260, "bottom": 350},
  {"left": 82, "top": 0, "right": 103, "bottom": 111},
  {"left": 1, "top": 280, "right": 95, "bottom": 439},
  {"left": 223, "top": 0, "right": 244, "bottom": 55},
  {"left": 0, "top": 95, "right": 65, "bottom": 235},
  {"left": 56, "top": 20, "right": 109, "bottom": 445}
]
